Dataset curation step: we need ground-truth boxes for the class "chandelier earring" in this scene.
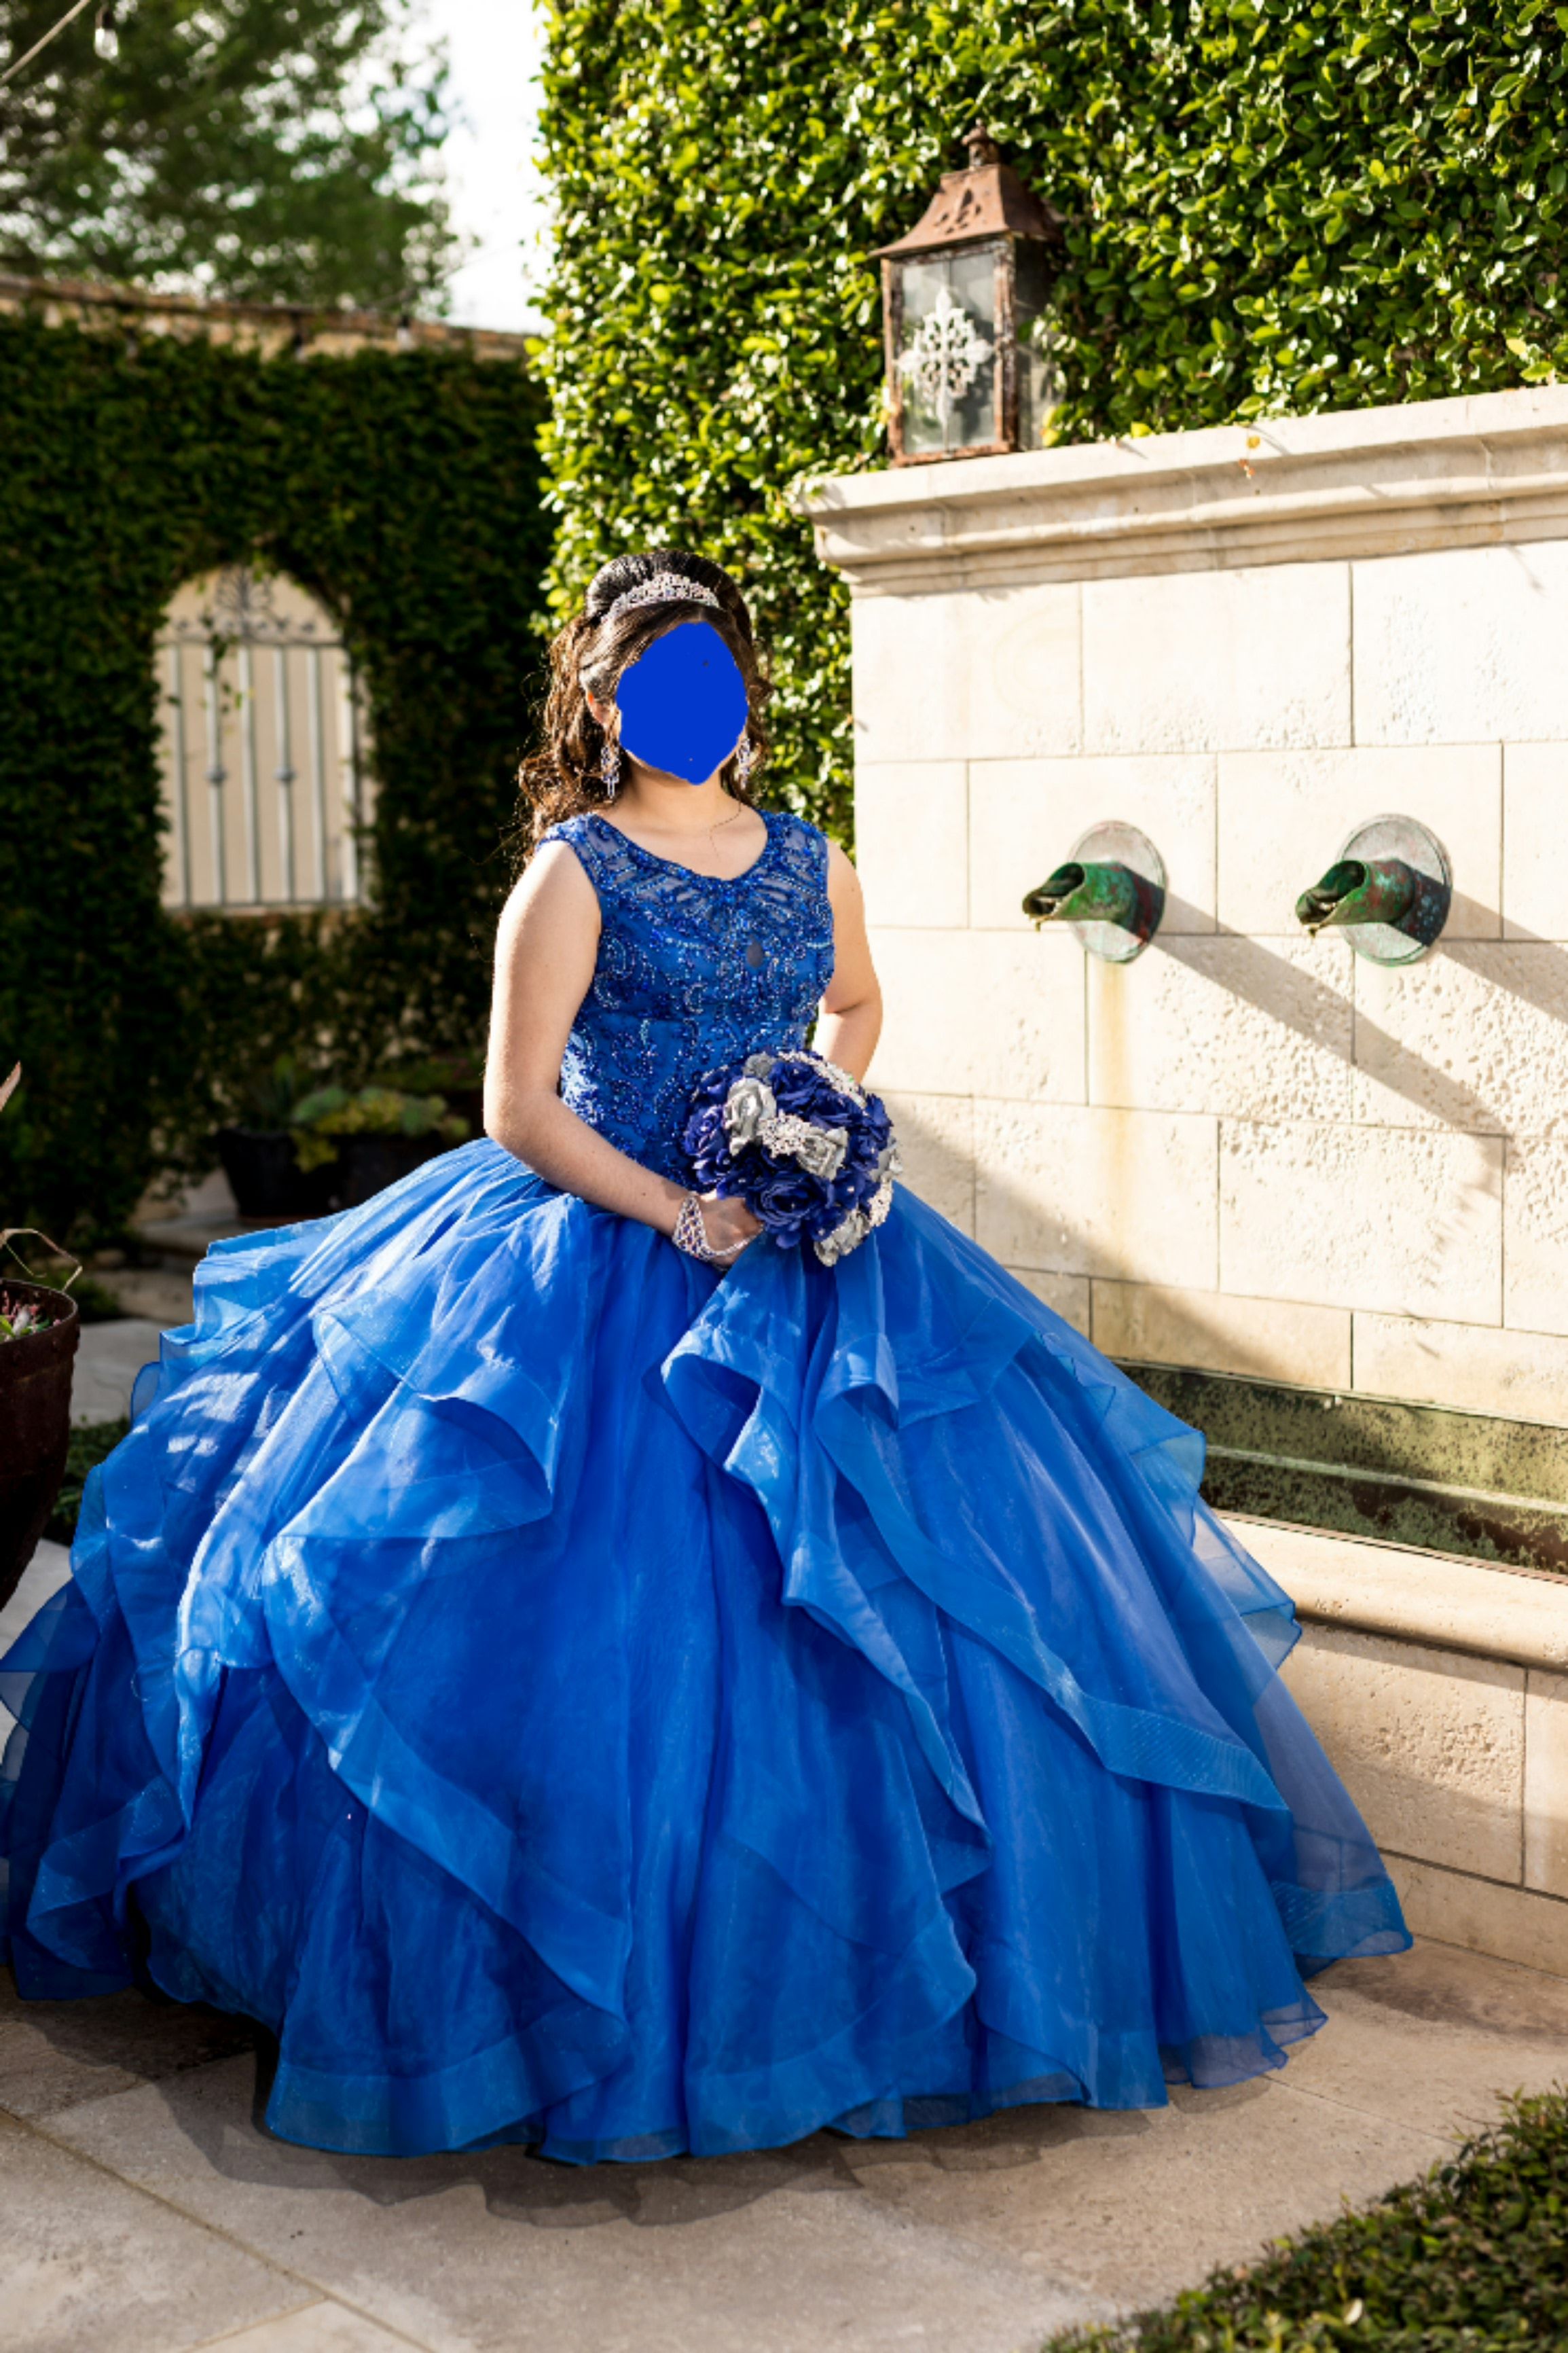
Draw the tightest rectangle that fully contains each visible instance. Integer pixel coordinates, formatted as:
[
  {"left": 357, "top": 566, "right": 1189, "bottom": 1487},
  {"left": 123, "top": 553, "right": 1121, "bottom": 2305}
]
[
  {"left": 733, "top": 729, "right": 754, "bottom": 793},
  {"left": 598, "top": 725, "right": 622, "bottom": 802}
]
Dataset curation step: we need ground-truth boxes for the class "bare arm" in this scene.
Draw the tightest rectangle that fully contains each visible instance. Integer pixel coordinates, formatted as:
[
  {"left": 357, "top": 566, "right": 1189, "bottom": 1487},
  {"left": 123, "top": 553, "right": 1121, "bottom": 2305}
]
[
  {"left": 484, "top": 843, "right": 691, "bottom": 1236},
  {"left": 484, "top": 833, "right": 882, "bottom": 1246},
  {"left": 815, "top": 840, "right": 883, "bottom": 1081}
]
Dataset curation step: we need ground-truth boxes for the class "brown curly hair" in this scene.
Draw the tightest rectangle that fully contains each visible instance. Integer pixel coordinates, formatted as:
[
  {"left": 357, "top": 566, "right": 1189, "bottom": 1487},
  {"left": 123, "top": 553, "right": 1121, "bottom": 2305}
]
[{"left": 517, "top": 549, "right": 771, "bottom": 848}]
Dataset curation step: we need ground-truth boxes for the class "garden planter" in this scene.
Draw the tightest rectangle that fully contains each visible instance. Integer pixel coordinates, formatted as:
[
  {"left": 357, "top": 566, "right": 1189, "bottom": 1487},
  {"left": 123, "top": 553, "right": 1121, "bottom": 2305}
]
[
  {"left": 333, "top": 1133, "right": 452, "bottom": 1208},
  {"left": 215, "top": 1128, "right": 338, "bottom": 1220},
  {"left": 0, "top": 1281, "right": 79, "bottom": 1609}
]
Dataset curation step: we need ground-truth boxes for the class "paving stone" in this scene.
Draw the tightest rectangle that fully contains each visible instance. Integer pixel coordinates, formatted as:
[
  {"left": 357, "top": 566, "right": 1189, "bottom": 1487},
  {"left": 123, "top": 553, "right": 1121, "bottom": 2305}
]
[
  {"left": 70, "top": 1318, "right": 162, "bottom": 1426},
  {"left": 42, "top": 2056, "right": 1101, "bottom": 2353},
  {"left": 1, "top": 2108, "right": 299, "bottom": 2353},
  {"left": 190, "top": 2302, "right": 429, "bottom": 2352},
  {"left": 1281, "top": 1941, "right": 1568, "bottom": 2140},
  {"left": 0, "top": 1973, "right": 256, "bottom": 2123},
  {"left": 834, "top": 2074, "right": 1443, "bottom": 2318},
  {"left": 96, "top": 1266, "right": 196, "bottom": 1328}
]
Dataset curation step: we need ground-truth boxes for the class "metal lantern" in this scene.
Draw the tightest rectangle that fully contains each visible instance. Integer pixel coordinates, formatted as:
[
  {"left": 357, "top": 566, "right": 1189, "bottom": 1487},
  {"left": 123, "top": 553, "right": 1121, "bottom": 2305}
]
[{"left": 874, "top": 126, "right": 1063, "bottom": 465}]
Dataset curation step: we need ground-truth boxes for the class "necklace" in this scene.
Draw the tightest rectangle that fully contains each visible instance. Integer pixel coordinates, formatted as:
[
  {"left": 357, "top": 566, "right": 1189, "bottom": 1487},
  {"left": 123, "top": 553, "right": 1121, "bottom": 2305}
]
[{"left": 708, "top": 798, "right": 746, "bottom": 857}]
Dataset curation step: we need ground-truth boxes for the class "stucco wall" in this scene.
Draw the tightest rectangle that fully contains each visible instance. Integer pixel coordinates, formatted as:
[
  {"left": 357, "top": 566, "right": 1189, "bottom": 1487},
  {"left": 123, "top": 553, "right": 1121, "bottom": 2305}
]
[{"left": 805, "top": 388, "right": 1568, "bottom": 1427}]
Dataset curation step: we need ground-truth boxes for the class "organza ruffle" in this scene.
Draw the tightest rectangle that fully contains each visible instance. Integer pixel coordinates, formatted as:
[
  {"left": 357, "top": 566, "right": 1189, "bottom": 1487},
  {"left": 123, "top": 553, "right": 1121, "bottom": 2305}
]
[{"left": 1, "top": 1142, "right": 1408, "bottom": 2160}]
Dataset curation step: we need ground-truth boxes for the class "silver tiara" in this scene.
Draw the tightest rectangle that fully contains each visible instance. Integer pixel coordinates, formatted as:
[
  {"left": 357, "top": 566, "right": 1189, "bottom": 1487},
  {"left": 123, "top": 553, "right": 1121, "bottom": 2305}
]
[{"left": 602, "top": 571, "right": 721, "bottom": 626}]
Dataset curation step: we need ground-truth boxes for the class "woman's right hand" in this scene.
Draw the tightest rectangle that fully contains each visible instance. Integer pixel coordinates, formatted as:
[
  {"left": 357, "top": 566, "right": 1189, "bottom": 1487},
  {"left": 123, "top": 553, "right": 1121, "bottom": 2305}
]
[{"left": 699, "top": 1191, "right": 763, "bottom": 1263}]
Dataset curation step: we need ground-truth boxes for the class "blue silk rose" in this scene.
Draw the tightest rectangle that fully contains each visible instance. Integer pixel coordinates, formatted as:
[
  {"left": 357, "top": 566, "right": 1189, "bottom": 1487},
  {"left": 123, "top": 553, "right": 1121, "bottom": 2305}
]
[{"left": 682, "top": 1049, "right": 900, "bottom": 1264}]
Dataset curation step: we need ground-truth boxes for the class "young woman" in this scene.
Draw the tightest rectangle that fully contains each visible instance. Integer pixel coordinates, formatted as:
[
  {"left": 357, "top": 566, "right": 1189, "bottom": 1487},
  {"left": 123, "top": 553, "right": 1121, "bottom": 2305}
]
[{"left": 0, "top": 550, "right": 1408, "bottom": 2163}]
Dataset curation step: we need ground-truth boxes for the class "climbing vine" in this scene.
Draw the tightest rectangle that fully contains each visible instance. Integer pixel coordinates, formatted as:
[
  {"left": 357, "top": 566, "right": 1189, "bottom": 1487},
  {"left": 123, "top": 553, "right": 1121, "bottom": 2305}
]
[{"left": 539, "top": 0, "right": 1568, "bottom": 840}]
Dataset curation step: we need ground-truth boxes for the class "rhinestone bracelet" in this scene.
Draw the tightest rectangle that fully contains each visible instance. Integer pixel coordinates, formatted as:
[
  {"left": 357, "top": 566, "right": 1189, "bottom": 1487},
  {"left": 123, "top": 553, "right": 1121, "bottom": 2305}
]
[{"left": 672, "top": 1191, "right": 748, "bottom": 1263}]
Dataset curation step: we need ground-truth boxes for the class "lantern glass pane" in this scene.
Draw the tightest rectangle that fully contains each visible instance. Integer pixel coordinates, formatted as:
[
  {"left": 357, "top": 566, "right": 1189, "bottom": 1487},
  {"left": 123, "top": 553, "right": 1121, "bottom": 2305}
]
[
  {"left": 1014, "top": 241, "right": 1065, "bottom": 450},
  {"left": 895, "top": 247, "right": 1000, "bottom": 456}
]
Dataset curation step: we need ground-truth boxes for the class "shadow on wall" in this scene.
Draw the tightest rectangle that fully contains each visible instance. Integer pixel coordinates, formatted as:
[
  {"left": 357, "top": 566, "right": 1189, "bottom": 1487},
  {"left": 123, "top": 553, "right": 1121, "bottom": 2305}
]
[{"left": 883, "top": 900, "right": 1568, "bottom": 1378}]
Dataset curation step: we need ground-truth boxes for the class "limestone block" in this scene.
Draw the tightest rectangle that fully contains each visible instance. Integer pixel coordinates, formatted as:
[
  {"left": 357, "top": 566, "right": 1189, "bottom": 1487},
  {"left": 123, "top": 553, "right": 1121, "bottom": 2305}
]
[
  {"left": 869, "top": 926, "right": 1086, "bottom": 1102},
  {"left": 880, "top": 1090, "right": 975, "bottom": 1234},
  {"left": 1281, "top": 1623, "right": 1525, "bottom": 1884},
  {"left": 855, "top": 763, "right": 968, "bottom": 928},
  {"left": 1218, "top": 1120, "right": 1503, "bottom": 1322},
  {"left": 1354, "top": 539, "right": 1568, "bottom": 746},
  {"left": 1389, "top": 1855, "right": 1568, "bottom": 1980},
  {"left": 1503, "top": 1136, "right": 1568, "bottom": 1336},
  {"left": 1082, "top": 562, "right": 1351, "bottom": 755},
  {"left": 1008, "top": 1268, "right": 1091, "bottom": 1336},
  {"left": 1089, "top": 936, "right": 1353, "bottom": 1121},
  {"left": 1525, "top": 1668, "right": 1568, "bottom": 1900},
  {"left": 1093, "top": 1281, "right": 1351, "bottom": 1388},
  {"left": 1353, "top": 946, "right": 1568, "bottom": 1134},
  {"left": 850, "top": 581, "right": 1081, "bottom": 766},
  {"left": 969, "top": 753, "right": 1217, "bottom": 933},
  {"left": 1503, "top": 742, "right": 1568, "bottom": 941},
  {"left": 973, "top": 1102, "right": 1217, "bottom": 1283},
  {"left": 1244, "top": 1518, "right": 1568, "bottom": 1674},
  {"left": 1353, "top": 1312, "right": 1568, "bottom": 1429},
  {"left": 1217, "top": 742, "right": 1501, "bottom": 939}
]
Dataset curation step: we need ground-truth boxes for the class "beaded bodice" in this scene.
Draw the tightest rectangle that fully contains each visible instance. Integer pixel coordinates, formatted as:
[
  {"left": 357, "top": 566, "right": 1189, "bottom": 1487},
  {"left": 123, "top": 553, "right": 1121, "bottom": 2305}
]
[{"left": 543, "top": 809, "right": 836, "bottom": 1183}]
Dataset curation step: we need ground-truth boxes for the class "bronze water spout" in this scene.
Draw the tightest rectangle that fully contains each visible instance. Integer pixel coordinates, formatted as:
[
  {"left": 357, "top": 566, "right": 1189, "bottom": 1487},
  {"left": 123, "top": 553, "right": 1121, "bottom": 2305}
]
[
  {"left": 1295, "top": 857, "right": 1421, "bottom": 935},
  {"left": 1021, "top": 822, "right": 1166, "bottom": 963},
  {"left": 1295, "top": 816, "right": 1452, "bottom": 965}
]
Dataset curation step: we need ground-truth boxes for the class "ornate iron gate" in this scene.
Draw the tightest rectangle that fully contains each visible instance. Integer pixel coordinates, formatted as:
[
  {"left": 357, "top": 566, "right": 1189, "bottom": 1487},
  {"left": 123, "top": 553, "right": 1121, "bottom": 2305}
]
[{"left": 157, "top": 565, "right": 369, "bottom": 911}]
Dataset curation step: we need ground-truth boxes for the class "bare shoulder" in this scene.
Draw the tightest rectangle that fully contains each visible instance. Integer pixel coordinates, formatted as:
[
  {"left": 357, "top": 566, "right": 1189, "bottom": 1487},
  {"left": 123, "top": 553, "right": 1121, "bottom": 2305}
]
[
  {"left": 823, "top": 836, "right": 862, "bottom": 900},
  {"left": 498, "top": 837, "right": 600, "bottom": 947}
]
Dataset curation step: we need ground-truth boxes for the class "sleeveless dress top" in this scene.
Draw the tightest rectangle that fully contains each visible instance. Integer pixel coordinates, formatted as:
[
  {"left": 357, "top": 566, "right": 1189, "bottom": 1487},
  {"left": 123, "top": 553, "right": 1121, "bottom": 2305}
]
[
  {"left": 543, "top": 810, "right": 835, "bottom": 1181},
  {"left": 1, "top": 804, "right": 1409, "bottom": 2165}
]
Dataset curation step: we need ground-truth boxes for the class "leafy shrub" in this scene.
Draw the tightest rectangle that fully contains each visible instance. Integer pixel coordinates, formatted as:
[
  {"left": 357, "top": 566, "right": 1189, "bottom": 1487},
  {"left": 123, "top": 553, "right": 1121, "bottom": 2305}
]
[{"left": 290, "top": 1084, "right": 467, "bottom": 1170}]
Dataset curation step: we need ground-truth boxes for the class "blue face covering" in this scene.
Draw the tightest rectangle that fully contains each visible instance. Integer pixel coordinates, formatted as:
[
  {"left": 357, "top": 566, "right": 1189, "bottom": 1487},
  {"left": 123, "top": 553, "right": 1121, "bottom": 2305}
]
[{"left": 615, "top": 620, "right": 750, "bottom": 785}]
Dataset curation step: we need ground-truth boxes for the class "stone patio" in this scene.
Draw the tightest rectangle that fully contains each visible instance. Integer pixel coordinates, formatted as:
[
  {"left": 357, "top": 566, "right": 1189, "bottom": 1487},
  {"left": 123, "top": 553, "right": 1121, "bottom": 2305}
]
[{"left": 3, "top": 1926, "right": 1565, "bottom": 2353}]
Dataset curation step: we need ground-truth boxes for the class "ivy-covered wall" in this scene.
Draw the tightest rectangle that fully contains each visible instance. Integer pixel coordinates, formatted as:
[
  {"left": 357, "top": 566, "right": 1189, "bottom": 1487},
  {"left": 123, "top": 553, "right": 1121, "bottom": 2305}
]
[
  {"left": 540, "top": 0, "right": 1568, "bottom": 839},
  {"left": 0, "top": 305, "right": 547, "bottom": 1238}
]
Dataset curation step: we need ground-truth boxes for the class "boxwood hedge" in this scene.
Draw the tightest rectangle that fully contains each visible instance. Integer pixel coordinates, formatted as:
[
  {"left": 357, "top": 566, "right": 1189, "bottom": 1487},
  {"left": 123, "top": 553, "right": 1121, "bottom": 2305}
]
[
  {"left": 1049, "top": 2085, "right": 1568, "bottom": 2350},
  {"left": 0, "top": 308, "right": 547, "bottom": 1238}
]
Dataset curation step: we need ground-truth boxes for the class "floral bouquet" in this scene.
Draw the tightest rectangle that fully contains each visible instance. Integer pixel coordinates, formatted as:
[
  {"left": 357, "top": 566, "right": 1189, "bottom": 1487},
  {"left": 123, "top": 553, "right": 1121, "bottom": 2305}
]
[{"left": 682, "top": 1049, "right": 901, "bottom": 1266}]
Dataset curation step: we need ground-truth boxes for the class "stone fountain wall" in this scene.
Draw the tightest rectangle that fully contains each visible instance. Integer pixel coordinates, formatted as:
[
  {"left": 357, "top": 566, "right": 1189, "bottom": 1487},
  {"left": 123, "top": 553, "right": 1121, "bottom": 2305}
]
[
  {"left": 805, "top": 386, "right": 1568, "bottom": 1431},
  {"left": 803, "top": 389, "right": 1568, "bottom": 1975}
]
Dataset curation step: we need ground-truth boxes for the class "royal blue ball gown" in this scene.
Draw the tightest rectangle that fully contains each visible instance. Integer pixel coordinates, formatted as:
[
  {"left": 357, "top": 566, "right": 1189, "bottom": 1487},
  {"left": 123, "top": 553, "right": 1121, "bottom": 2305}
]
[{"left": 1, "top": 809, "right": 1409, "bottom": 2161}]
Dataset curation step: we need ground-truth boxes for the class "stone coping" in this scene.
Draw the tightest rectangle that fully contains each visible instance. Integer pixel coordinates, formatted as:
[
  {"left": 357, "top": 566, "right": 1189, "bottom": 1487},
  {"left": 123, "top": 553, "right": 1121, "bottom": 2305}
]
[
  {"left": 1229, "top": 1515, "right": 1568, "bottom": 1673},
  {"left": 797, "top": 383, "right": 1568, "bottom": 592}
]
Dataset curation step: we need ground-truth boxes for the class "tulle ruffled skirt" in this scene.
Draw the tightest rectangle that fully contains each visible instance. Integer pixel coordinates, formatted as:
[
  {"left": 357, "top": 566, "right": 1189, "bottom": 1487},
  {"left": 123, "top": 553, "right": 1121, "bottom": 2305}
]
[{"left": 1, "top": 1141, "right": 1408, "bottom": 2159}]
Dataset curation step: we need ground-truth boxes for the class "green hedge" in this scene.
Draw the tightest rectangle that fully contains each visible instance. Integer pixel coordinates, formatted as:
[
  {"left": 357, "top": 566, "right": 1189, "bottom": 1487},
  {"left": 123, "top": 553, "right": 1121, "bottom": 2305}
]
[
  {"left": 539, "top": 0, "right": 1568, "bottom": 838},
  {"left": 0, "top": 310, "right": 548, "bottom": 1238},
  {"left": 1048, "top": 2085, "right": 1568, "bottom": 2350}
]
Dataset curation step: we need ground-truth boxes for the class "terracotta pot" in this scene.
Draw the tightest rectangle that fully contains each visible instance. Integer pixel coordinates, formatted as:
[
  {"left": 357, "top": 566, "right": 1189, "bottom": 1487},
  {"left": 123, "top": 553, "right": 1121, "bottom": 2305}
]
[{"left": 0, "top": 1280, "right": 80, "bottom": 1610}]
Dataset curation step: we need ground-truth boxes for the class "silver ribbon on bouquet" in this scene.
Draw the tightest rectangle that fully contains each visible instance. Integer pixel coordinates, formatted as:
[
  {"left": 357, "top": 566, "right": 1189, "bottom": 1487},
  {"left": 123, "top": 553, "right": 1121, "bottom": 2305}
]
[{"left": 723, "top": 1051, "right": 901, "bottom": 1265}]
